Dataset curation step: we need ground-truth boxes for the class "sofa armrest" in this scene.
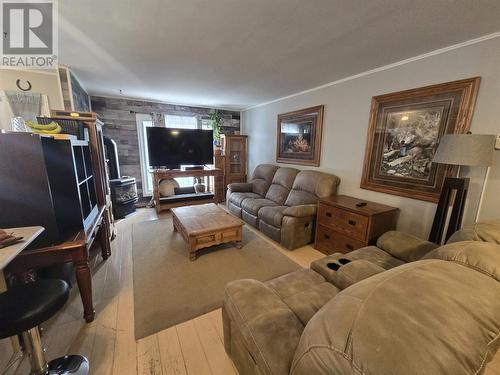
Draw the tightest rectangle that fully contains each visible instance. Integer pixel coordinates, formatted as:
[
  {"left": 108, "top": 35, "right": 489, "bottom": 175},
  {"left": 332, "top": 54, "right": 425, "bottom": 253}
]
[
  {"left": 376, "top": 231, "right": 439, "bottom": 262},
  {"left": 227, "top": 182, "right": 253, "bottom": 193},
  {"left": 282, "top": 204, "right": 317, "bottom": 218},
  {"left": 223, "top": 279, "right": 304, "bottom": 375}
]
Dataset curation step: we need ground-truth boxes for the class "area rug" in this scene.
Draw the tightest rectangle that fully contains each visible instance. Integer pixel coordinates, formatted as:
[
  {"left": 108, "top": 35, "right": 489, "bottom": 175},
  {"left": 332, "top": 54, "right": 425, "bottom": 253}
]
[{"left": 132, "top": 218, "right": 301, "bottom": 339}]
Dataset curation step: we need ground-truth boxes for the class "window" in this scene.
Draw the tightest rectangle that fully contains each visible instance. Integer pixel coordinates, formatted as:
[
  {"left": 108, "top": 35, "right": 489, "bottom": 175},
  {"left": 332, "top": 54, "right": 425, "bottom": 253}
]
[
  {"left": 137, "top": 114, "right": 210, "bottom": 195},
  {"left": 165, "top": 115, "right": 197, "bottom": 129},
  {"left": 136, "top": 113, "right": 154, "bottom": 195},
  {"left": 201, "top": 118, "right": 213, "bottom": 130}
]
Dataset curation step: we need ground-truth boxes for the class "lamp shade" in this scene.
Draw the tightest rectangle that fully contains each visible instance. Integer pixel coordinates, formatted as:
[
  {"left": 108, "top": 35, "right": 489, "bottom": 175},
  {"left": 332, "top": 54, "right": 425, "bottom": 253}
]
[{"left": 433, "top": 134, "right": 495, "bottom": 167}]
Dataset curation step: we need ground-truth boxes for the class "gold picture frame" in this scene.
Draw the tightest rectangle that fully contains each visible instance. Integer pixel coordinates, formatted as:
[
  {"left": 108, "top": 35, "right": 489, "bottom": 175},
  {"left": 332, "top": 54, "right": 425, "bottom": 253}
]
[{"left": 276, "top": 105, "right": 324, "bottom": 166}]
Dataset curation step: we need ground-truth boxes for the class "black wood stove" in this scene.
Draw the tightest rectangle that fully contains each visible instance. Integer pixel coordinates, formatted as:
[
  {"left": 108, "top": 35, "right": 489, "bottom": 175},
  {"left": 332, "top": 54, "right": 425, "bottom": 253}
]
[{"left": 104, "top": 137, "right": 138, "bottom": 218}]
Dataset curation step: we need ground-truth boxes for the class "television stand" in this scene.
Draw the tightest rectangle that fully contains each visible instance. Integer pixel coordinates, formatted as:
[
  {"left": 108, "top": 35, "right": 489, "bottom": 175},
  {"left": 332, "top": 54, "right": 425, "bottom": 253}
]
[{"left": 151, "top": 167, "right": 223, "bottom": 213}]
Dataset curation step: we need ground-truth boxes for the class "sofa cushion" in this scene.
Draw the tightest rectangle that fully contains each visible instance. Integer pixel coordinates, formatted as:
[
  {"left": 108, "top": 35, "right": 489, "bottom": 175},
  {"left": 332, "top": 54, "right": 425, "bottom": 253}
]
[
  {"left": 227, "top": 182, "right": 253, "bottom": 193},
  {"left": 265, "top": 167, "right": 299, "bottom": 205},
  {"left": 259, "top": 220, "right": 281, "bottom": 243},
  {"left": 258, "top": 206, "right": 287, "bottom": 227},
  {"left": 282, "top": 204, "right": 317, "bottom": 218},
  {"left": 227, "top": 202, "right": 242, "bottom": 218},
  {"left": 224, "top": 279, "right": 304, "bottom": 375},
  {"left": 265, "top": 269, "right": 339, "bottom": 326},
  {"left": 424, "top": 241, "right": 500, "bottom": 282},
  {"left": 242, "top": 210, "right": 259, "bottom": 228},
  {"left": 229, "top": 192, "right": 262, "bottom": 207},
  {"left": 342, "top": 246, "right": 405, "bottom": 270},
  {"left": 251, "top": 164, "right": 279, "bottom": 197},
  {"left": 376, "top": 230, "right": 439, "bottom": 262},
  {"left": 241, "top": 198, "right": 277, "bottom": 216},
  {"left": 331, "top": 260, "right": 386, "bottom": 290},
  {"left": 447, "top": 219, "right": 500, "bottom": 244},
  {"left": 285, "top": 170, "right": 340, "bottom": 206},
  {"left": 292, "top": 259, "right": 500, "bottom": 375}
]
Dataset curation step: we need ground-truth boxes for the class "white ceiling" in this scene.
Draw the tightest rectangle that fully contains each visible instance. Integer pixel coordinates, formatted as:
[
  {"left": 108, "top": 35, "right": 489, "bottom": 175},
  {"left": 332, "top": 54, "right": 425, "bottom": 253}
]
[{"left": 59, "top": 0, "right": 500, "bottom": 110}]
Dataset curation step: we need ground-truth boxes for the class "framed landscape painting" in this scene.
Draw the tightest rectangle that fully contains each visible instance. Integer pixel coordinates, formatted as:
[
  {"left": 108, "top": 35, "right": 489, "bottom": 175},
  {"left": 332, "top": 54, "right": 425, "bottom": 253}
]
[
  {"left": 276, "top": 105, "right": 324, "bottom": 166},
  {"left": 361, "top": 77, "right": 480, "bottom": 202}
]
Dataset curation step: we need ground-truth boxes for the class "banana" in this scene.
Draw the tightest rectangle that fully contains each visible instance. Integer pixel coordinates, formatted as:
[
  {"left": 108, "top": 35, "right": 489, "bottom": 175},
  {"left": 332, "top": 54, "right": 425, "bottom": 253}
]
[
  {"left": 26, "top": 120, "right": 59, "bottom": 131},
  {"left": 34, "top": 124, "right": 62, "bottom": 134}
]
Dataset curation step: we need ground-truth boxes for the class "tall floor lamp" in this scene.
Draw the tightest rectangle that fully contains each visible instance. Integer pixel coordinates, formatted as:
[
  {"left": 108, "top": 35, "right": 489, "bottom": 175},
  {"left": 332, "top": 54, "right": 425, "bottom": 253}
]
[{"left": 429, "top": 134, "right": 495, "bottom": 244}]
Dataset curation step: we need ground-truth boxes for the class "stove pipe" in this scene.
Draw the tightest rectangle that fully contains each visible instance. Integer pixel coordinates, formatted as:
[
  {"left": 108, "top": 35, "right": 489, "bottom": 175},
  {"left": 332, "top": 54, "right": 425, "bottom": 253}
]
[{"left": 104, "top": 136, "right": 120, "bottom": 179}]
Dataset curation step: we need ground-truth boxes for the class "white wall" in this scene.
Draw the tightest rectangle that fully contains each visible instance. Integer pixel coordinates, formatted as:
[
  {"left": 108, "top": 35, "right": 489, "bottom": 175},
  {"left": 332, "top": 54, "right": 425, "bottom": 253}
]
[
  {"left": 0, "top": 68, "right": 64, "bottom": 109},
  {"left": 242, "top": 36, "right": 500, "bottom": 239}
]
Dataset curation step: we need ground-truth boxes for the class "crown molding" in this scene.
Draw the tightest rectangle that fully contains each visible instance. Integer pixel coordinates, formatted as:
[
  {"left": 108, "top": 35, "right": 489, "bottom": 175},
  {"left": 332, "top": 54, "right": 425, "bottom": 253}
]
[{"left": 243, "top": 31, "right": 500, "bottom": 111}]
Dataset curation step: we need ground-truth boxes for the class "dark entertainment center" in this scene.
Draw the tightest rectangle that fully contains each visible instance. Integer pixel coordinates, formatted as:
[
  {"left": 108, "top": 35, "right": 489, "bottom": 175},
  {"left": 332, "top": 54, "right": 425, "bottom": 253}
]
[
  {"left": 0, "top": 133, "right": 99, "bottom": 248},
  {"left": 1, "top": 111, "right": 114, "bottom": 323}
]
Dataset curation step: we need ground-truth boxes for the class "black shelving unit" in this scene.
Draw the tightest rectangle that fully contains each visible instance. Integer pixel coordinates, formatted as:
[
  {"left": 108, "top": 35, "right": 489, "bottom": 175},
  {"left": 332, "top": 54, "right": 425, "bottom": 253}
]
[{"left": 0, "top": 132, "right": 99, "bottom": 248}]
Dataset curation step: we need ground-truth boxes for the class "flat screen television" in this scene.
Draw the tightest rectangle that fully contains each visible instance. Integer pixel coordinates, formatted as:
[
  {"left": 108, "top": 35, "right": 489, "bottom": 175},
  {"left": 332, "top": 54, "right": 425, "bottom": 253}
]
[{"left": 146, "top": 127, "right": 214, "bottom": 168}]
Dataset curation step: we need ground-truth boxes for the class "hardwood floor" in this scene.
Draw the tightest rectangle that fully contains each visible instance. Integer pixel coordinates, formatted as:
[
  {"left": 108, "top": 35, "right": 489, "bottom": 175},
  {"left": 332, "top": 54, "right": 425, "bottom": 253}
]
[{"left": 0, "top": 208, "right": 323, "bottom": 374}]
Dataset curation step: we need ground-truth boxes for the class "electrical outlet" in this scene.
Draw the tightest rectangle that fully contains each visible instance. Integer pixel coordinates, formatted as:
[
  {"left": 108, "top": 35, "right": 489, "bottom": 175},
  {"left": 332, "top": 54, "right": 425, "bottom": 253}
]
[{"left": 496, "top": 134, "right": 500, "bottom": 150}]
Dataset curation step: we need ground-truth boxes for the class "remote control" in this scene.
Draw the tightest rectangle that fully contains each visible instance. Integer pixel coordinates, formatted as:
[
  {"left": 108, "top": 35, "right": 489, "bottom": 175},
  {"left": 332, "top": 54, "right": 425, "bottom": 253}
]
[{"left": 356, "top": 202, "right": 367, "bottom": 207}]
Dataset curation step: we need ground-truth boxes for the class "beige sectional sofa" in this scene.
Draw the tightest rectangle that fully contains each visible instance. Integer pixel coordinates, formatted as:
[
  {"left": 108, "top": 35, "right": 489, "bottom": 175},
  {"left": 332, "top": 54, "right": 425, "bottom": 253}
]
[
  {"left": 222, "top": 220, "right": 500, "bottom": 375},
  {"left": 227, "top": 164, "right": 340, "bottom": 249}
]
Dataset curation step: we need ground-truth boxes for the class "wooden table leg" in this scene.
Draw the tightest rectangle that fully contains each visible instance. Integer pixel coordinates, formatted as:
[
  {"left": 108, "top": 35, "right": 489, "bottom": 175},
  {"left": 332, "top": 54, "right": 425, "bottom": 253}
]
[
  {"left": 72, "top": 249, "right": 95, "bottom": 323},
  {"left": 236, "top": 227, "right": 243, "bottom": 249},
  {"left": 188, "top": 237, "right": 197, "bottom": 261},
  {"left": 99, "top": 218, "right": 112, "bottom": 260}
]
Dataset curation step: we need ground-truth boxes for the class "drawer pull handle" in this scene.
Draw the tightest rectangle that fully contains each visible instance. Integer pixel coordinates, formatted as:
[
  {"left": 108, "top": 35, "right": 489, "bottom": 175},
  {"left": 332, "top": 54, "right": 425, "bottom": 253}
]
[
  {"left": 346, "top": 244, "right": 354, "bottom": 250},
  {"left": 325, "top": 212, "right": 332, "bottom": 217},
  {"left": 348, "top": 219, "right": 356, "bottom": 226},
  {"left": 324, "top": 234, "right": 330, "bottom": 240}
]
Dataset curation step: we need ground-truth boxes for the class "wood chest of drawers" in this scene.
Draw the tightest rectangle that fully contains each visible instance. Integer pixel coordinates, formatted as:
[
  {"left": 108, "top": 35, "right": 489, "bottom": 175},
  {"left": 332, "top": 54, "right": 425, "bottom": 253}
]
[{"left": 314, "top": 195, "right": 399, "bottom": 255}]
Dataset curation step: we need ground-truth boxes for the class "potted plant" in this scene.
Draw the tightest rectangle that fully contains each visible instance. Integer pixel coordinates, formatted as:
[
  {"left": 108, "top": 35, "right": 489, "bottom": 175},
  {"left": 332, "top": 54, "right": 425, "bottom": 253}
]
[{"left": 210, "top": 109, "right": 223, "bottom": 154}]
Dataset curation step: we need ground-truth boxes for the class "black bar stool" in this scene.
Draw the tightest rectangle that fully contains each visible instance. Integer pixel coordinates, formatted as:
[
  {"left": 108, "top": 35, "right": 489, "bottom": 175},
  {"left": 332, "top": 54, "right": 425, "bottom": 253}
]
[{"left": 0, "top": 279, "right": 89, "bottom": 374}]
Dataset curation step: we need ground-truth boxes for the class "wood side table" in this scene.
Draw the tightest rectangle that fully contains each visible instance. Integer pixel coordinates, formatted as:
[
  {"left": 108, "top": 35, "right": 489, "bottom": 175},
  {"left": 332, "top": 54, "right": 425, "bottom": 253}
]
[{"left": 314, "top": 195, "right": 399, "bottom": 255}]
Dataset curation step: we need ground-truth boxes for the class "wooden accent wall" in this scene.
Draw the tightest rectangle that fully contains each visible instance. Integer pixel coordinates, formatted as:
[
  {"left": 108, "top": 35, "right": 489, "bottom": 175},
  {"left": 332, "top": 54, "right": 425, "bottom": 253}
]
[{"left": 90, "top": 96, "right": 241, "bottom": 197}]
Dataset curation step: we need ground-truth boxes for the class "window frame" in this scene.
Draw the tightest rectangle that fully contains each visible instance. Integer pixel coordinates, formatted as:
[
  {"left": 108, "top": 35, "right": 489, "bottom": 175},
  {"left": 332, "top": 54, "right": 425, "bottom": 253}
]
[
  {"left": 137, "top": 113, "right": 217, "bottom": 196},
  {"left": 165, "top": 114, "right": 198, "bottom": 129},
  {"left": 136, "top": 113, "right": 154, "bottom": 196}
]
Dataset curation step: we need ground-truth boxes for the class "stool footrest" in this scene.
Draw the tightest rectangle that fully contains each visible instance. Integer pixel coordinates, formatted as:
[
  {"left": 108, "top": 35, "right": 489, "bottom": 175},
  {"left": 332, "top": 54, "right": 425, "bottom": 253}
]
[{"left": 48, "top": 355, "right": 89, "bottom": 375}]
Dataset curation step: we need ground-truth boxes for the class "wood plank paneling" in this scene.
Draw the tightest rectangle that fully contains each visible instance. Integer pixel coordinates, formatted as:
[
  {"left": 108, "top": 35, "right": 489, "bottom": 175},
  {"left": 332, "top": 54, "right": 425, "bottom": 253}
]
[{"left": 91, "top": 96, "right": 241, "bottom": 197}]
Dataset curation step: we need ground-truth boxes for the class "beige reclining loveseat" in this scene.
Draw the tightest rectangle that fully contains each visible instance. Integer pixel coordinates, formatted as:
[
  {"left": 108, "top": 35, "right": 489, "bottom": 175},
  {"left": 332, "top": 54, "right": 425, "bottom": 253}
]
[{"left": 226, "top": 164, "right": 340, "bottom": 249}]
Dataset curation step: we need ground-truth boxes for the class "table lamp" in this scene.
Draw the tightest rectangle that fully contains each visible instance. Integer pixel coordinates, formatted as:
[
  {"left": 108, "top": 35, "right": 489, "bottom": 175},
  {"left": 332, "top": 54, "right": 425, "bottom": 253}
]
[{"left": 430, "top": 133, "right": 495, "bottom": 243}]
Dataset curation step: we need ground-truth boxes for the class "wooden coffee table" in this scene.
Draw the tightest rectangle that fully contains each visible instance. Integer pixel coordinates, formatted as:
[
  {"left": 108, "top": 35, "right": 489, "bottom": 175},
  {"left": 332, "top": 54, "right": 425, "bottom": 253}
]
[{"left": 171, "top": 203, "right": 244, "bottom": 261}]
